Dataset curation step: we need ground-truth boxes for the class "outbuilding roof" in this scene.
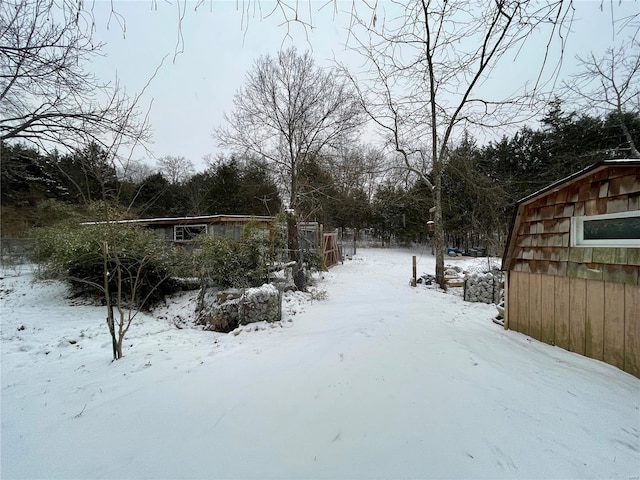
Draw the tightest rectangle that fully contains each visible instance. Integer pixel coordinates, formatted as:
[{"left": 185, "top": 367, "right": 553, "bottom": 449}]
[{"left": 84, "top": 214, "right": 274, "bottom": 227}]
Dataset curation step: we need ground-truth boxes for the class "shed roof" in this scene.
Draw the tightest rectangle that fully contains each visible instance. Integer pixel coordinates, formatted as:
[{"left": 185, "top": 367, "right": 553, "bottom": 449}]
[
  {"left": 84, "top": 214, "right": 274, "bottom": 227},
  {"left": 502, "top": 159, "right": 640, "bottom": 270}
]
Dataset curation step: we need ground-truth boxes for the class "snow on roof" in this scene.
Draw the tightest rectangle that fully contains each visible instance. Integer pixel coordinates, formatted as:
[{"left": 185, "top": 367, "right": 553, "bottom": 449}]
[{"left": 83, "top": 214, "right": 274, "bottom": 226}]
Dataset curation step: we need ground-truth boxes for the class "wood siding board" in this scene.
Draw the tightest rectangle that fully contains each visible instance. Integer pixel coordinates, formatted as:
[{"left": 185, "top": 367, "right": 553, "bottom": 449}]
[
  {"left": 539, "top": 260, "right": 550, "bottom": 274},
  {"left": 568, "top": 248, "right": 579, "bottom": 263},
  {"left": 567, "top": 262, "right": 579, "bottom": 278},
  {"left": 530, "top": 273, "right": 543, "bottom": 341},
  {"left": 609, "top": 175, "right": 639, "bottom": 196},
  {"left": 578, "top": 183, "right": 591, "bottom": 201},
  {"left": 586, "top": 280, "right": 605, "bottom": 360},
  {"left": 563, "top": 203, "right": 575, "bottom": 217},
  {"left": 629, "top": 193, "right": 639, "bottom": 211},
  {"left": 527, "top": 207, "right": 541, "bottom": 222},
  {"left": 555, "top": 188, "right": 568, "bottom": 204},
  {"left": 585, "top": 263, "right": 604, "bottom": 281},
  {"left": 585, "top": 199, "right": 598, "bottom": 215},
  {"left": 517, "top": 235, "right": 532, "bottom": 247},
  {"left": 599, "top": 181, "right": 610, "bottom": 198},
  {"left": 591, "top": 169, "right": 610, "bottom": 182},
  {"left": 614, "top": 248, "right": 628, "bottom": 265},
  {"left": 608, "top": 176, "right": 621, "bottom": 195},
  {"left": 540, "top": 275, "right": 556, "bottom": 345},
  {"left": 619, "top": 175, "right": 639, "bottom": 195},
  {"left": 567, "top": 185, "right": 579, "bottom": 203},
  {"left": 558, "top": 249, "right": 569, "bottom": 262},
  {"left": 503, "top": 271, "right": 510, "bottom": 330},
  {"left": 532, "top": 235, "right": 540, "bottom": 248},
  {"left": 589, "top": 183, "right": 600, "bottom": 200},
  {"left": 603, "top": 265, "right": 639, "bottom": 285},
  {"left": 606, "top": 196, "right": 629, "bottom": 214},
  {"left": 574, "top": 202, "right": 585, "bottom": 216},
  {"left": 518, "top": 272, "right": 530, "bottom": 336},
  {"left": 555, "top": 276, "right": 571, "bottom": 350},
  {"left": 624, "top": 284, "right": 640, "bottom": 377},
  {"left": 509, "top": 272, "right": 520, "bottom": 332},
  {"left": 557, "top": 262, "right": 568, "bottom": 277},
  {"left": 543, "top": 219, "right": 558, "bottom": 233},
  {"left": 574, "top": 263, "right": 590, "bottom": 280},
  {"left": 557, "top": 218, "right": 571, "bottom": 233},
  {"left": 627, "top": 249, "right": 640, "bottom": 267},
  {"left": 569, "top": 278, "right": 587, "bottom": 355},
  {"left": 596, "top": 198, "right": 608, "bottom": 214},
  {"left": 553, "top": 234, "right": 564, "bottom": 247},
  {"left": 604, "top": 282, "right": 626, "bottom": 369},
  {"left": 593, "top": 248, "right": 615, "bottom": 264},
  {"left": 541, "top": 206, "right": 555, "bottom": 220}
]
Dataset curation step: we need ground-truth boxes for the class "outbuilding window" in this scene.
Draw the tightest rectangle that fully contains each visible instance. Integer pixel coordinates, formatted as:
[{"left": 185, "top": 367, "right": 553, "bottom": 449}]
[
  {"left": 571, "top": 211, "right": 640, "bottom": 247},
  {"left": 174, "top": 224, "right": 207, "bottom": 241}
]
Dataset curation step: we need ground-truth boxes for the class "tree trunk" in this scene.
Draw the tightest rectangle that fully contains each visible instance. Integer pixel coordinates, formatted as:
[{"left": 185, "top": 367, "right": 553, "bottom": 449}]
[
  {"left": 106, "top": 305, "right": 118, "bottom": 361},
  {"left": 286, "top": 211, "right": 306, "bottom": 291},
  {"left": 433, "top": 160, "right": 445, "bottom": 289}
]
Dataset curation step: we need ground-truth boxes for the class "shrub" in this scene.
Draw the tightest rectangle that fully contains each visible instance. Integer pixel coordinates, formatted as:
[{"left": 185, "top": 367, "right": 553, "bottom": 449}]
[
  {"left": 194, "top": 228, "right": 270, "bottom": 289},
  {"left": 35, "top": 223, "right": 179, "bottom": 308}
]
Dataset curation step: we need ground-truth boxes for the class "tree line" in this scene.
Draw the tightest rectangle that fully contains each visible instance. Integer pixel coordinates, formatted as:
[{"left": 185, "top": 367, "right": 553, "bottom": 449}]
[{"left": 3, "top": 101, "right": 638, "bottom": 249}]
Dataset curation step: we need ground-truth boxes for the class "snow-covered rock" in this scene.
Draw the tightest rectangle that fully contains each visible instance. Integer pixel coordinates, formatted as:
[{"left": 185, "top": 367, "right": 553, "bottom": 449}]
[{"left": 199, "top": 284, "right": 281, "bottom": 332}]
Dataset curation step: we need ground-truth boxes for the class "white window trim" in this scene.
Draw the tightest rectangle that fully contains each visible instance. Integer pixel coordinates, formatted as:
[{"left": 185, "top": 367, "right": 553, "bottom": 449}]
[
  {"left": 570, "top": 210, "right": 640, "bottom": 247},
  {"left": 174, "top": 224, "right": 208, "bottom": 242}
]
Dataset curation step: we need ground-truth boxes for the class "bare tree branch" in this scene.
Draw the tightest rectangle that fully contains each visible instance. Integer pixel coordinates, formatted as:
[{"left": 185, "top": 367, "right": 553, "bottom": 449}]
[{"left": 0, "top": 0, "right": 150, "bottom": 153}]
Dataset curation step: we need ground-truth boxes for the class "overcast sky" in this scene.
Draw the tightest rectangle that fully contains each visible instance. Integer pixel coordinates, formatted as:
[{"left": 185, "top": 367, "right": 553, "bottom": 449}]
[{"left": 88, "top": 0, "right": 639, "bottom": 173}]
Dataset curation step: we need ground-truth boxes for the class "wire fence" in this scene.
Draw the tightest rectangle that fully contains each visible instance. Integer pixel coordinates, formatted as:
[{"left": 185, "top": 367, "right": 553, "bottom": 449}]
[{"left": 462, "top": 257, "right": 503, "bottom": 304}]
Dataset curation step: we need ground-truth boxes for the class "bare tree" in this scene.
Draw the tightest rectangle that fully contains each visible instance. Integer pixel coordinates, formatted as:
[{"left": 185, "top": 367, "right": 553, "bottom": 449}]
[
  {"left": 214, "top": 47, "right": 364, "bottom": 290},
  {"left": 215, "top": 48, "right": 363, "bottom": 211},
  {"left": 0, "top": 0, "right": 149, "bottom": 152},
  {"left": 156, "top": 155, "right": 195, "bottom": 185},
  {"left": 344, "top": 0, "right": 575, "bottom": 287},
  {"left": 564, "top": 36, "right": 640, "bottom": 158}
]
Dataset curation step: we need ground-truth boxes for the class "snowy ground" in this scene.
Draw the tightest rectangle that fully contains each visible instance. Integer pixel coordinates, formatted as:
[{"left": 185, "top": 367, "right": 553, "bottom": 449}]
[{"left": 1, "top": 247, "right": 639, "bottom": 479}]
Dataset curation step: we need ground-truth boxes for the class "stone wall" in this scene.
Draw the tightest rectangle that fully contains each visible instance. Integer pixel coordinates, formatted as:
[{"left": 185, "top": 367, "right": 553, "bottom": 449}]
[{"left": 464, "top": 271, "right": 502, "bottom": 304}]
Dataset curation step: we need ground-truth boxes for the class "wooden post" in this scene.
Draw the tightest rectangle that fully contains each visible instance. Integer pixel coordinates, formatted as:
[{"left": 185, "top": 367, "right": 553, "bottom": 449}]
[{"left": 411, "top": 255, "right": 417, "bottom": 287}]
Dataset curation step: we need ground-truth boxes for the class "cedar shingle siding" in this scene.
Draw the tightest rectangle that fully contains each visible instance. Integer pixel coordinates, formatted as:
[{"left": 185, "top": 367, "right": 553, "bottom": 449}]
[{"left": 502, "top": 160, "right": 640, "bottom": 378}]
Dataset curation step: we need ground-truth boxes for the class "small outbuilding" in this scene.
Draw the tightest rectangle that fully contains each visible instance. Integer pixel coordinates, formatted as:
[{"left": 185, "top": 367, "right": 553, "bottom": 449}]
[
  {"left": 502, "top": 159, "right": 640, "bottom": 378},
  {"left": 111, "top": 214, "right": 274, "bottom": 244}
]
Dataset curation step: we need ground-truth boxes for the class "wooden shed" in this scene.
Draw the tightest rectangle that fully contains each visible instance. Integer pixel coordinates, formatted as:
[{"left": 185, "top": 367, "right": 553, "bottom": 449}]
[
  {"left": 501, "top": 159, "right": 640, "bottom": 377},
  {"left": 111, "top": 214, "right": 274, "bottom": 244}
]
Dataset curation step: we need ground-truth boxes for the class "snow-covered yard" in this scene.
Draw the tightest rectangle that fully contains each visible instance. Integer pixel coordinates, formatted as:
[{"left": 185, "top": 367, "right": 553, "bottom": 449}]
[{"left": 1, "top": 247, "right": 638, "bottom": 479}]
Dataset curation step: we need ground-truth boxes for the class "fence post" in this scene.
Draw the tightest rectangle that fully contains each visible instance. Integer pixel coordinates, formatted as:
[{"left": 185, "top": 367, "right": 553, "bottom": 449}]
[{"left": 411, "top": 255, "right": 417, "bottom": 287}]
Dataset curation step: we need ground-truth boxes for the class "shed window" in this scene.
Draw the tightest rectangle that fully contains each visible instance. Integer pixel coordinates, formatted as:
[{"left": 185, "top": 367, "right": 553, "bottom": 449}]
[
  {"left": 571, "top": 211, "right": 640, "bottom": 247},
  {"left": 174, "top": 224, "right": 207, "bottom": 241}
]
